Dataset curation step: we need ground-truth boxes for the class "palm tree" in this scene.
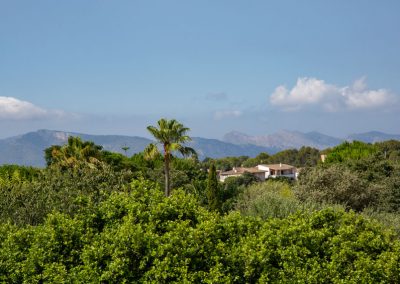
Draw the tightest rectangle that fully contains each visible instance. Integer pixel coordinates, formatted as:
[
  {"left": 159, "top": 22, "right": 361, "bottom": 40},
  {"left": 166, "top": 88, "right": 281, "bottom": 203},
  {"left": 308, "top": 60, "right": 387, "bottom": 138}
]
[
  {"left": 44, "top": 136, "right": 103, "bottom": 168},
  {"left": 144, "top": 118, "right": 196, "bottom": 197},
  {"left": 121, "top": 145, "right": 130, "bottom": 156}
]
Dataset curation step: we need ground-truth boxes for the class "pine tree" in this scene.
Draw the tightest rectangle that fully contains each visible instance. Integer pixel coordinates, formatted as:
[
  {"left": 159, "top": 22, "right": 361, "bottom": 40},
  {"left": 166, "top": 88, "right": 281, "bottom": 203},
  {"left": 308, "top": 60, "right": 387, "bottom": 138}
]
[{"left": 206, "top": 164, "right": 220, "bottom": 211}]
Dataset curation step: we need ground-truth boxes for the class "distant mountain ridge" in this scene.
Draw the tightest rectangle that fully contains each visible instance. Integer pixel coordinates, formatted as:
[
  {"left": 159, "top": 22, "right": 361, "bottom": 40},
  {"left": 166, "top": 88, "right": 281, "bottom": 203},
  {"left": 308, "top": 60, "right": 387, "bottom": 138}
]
[
  {"left": 223, "top": 130, "right": 344, "bottom": 150},
  {"left": 0, "top": 129, "right": 398, "bottom": 167},
  {"left": 0, "top": 130, "right": 277, "bottom": 167},
  {"left": 0, "top": 130, "right": 152, "bottom": 167}
]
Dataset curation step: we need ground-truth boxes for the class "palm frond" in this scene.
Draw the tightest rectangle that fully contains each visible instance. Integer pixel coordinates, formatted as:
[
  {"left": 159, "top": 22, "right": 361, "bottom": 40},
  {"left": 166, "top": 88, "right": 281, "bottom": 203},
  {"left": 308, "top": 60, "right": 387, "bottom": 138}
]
[
  {"left": 147, "top": 126, "right": 163, "bottom": 141},
  {"left": 143, "top": 143, "right": 160, "bottom": 160},
  {"left": 179, "top": 146, "right": 197, "bottom": 157}
]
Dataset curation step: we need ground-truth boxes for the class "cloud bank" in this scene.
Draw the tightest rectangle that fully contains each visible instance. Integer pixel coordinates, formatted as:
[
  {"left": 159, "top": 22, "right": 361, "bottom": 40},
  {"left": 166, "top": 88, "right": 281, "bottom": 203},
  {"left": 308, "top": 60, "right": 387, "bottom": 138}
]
[
  {"left": 0, "top": 97, "right": 67, "bottom": 120},
  {"left": 270, "top": 77, "right": 396, "bottom": 112}
]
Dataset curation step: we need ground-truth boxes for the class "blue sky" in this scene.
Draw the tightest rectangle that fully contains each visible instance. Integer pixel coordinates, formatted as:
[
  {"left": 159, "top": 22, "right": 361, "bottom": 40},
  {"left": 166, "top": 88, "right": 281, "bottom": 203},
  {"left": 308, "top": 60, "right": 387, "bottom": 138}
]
[{"left": 1, "top": 0, "right": 399, "bottom": 139}]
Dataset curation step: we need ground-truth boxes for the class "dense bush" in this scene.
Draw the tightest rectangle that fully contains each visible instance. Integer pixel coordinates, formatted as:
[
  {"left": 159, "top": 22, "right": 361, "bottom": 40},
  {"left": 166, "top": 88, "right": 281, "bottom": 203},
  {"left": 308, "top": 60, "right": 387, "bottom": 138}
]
[
  {"left": 1, "top": 180, "right": 399, "bottom": 282},
  {"left": 296, "top": 142, "right": 400, "bottom": 213},
  {"left": 236, "top": 180, "right": 345, "bottom": 220},
  {"left": 236, "top": 180, "right": 300, "bottom": 219},
  {"left": 0, "top": 163, "right": 133, "bottom": 226},
  {"left": 220, "top": 172, "right": 260, "bottom": 213},
  {"left": 294, "top": 165, "right": 381, "bottom": 211}
]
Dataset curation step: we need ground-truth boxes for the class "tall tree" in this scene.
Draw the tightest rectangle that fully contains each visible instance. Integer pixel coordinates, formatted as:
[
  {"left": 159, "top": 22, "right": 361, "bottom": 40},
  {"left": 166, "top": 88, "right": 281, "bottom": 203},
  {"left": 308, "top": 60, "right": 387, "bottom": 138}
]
[
  {"left": 206, "top": 164, "right": 220, "bottom": 211},
  {"left": 144, "top": 118, "right": 196, "bottom": 197}
]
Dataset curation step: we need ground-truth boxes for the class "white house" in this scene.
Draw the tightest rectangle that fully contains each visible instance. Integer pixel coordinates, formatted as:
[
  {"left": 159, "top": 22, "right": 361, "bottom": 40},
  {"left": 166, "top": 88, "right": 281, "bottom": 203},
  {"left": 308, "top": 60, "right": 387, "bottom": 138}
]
[
  {"left": 219, "top": 163, "right": 297, "bottom": 182},
  {"left": 219, "top": 167, "right": 267, "bottom": 182},
  {"left": 256, "top": 163, "right": 297, "bottom": 179}
]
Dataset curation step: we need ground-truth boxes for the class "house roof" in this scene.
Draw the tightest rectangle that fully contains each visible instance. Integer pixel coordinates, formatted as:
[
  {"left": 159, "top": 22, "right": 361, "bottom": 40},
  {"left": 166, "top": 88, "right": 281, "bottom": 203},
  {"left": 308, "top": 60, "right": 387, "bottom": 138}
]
[
  {"left": 220, "top": 163, "right": 296, "bottom": 177},
  {"left": 220, "top": 167, "right": 266, "bottom": 176},
  {"left": 259, "top": 164, "right": 296, "bottom": 170}
]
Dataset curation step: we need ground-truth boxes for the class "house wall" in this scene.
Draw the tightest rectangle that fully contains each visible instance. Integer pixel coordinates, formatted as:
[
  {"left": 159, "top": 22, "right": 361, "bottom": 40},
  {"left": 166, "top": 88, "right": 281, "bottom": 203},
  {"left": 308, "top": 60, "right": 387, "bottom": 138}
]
[
  {"left": 257, "top": 165, "right": 297, "bottom": 180},
  {"left": 220, "top": 165, "right": 297, "bottom": 182},
  {"left": 269, "top": 169, "right": 296, "bottom": 179},
  {"left": 219, "top": 173, "right": 241, "bottom": 182},
  {"left": 256, "top": 165, "right": 270, "bottom": 179}
]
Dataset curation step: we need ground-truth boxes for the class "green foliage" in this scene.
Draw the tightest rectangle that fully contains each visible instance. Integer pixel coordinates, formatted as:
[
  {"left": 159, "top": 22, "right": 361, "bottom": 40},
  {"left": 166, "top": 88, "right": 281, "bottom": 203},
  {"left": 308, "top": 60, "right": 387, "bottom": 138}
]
[
  {"left": 0, "top": 163, "right": 132, "bottom": 226},
  {"left": 241, "top": 152, "right": 270, "bottom": 167},
  {"left": 269, "top": 147, "right": 320, "bottom": 167},
  {"left": 324, "top": 140, "right": 378, "bottom": 164},
  {"left": 1, "top": 184, "right": 399, "bottom": 282},
  {"left": 237, "top": 180, "right": 326, "bottom": 220},
  {"left": 295, "top": 165, "right": 380, "bottom": 211},
  {"left": 2, "top": 132, "right": 400, "bottom": 281},
  {"left": 0, "top": 165, "right": 40, "bottom": 186},
  {"left": 300, "top": 141, "right": 400, "bottom": 214},
  {"left": 362, "top": 208, "right": 400, "bottom": 237},
  {"left": 207, "top": 147, "right": 319, "bottom": 170},
  {"left": 241, "top": 147, "right": 320, "bottom": 168},
  {"left": 220, "top": 172, "right": 260, "bottom": 213},
  {"left": 236, "top": 180, "right": 297, "bottom": 219},
  {"left": 232, "top": 209, "right": 400, "bottom": 283},
  {"left": 101, "top": 150, "right": 137, "bottom": 172},
  {"left": 202, "top": 156, "right": 249, "bottom": 171},
  {"left": 376, "top": 139, "right": 400, "bottom": 156},
  {"left": 375, "top": 167, "right": 400, "bottom": 213}
]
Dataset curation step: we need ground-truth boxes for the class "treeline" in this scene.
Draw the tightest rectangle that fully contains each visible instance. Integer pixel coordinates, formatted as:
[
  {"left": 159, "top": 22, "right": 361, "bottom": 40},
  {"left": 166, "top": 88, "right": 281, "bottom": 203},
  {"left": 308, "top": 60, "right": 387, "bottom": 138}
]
[
  {"left": 202, "top": 146, "right": 321, "bottom": 171},
  {"left": 1, "top": 130, "right": 400, "bottom": 282}
]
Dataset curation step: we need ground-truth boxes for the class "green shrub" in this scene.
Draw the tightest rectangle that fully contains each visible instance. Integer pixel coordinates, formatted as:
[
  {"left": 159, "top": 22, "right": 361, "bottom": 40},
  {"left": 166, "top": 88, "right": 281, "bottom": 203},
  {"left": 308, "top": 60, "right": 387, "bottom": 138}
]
[
  {"left": 295, "top": 165, "right": 380, "bottom": 211},
  {"left": 236, "top": 180, "right": 344, "bottom": 220},
  {"left": 0, "top": 163, "right": 132, "bottom": 226}
]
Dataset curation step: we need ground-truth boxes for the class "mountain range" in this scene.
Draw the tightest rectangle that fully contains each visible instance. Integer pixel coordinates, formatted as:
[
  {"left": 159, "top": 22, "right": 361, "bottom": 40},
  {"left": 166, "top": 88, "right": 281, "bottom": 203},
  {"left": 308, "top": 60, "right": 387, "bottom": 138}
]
[
  {"left": 0, "top": 129, "right": 398, "bottom": 167},
  {"left": 223, "top": 130, "right": 400, "bottom": 150},
  {"left": 0, "top": 130, "right": 276, "bottom": 167},
  {"left": 223, "top": 130, "right": 344, "bottom": 150}
]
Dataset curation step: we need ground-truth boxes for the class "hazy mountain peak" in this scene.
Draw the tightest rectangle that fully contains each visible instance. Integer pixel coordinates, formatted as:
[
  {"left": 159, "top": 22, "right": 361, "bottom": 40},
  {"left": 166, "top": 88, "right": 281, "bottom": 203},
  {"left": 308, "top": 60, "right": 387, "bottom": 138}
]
[
  {"left": 223, "top": 131, "right": 253, "bottom": 145},
  {"left": 223, "top": 130, "right": 343, "bottom": 150}
]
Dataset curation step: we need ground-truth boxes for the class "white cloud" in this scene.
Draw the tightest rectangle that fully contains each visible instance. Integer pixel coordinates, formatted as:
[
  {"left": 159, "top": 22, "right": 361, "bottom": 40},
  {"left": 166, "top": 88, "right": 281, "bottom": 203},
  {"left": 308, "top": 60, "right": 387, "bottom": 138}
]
[
  {"left": 0, "top": 96, "right": 67, "bottom": 120},
  {"left": 270, "top": 77, "right": 395, "bottom": 112},
  {"left": 213, "top": 110, "right": 242, "bottom": 120}
]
